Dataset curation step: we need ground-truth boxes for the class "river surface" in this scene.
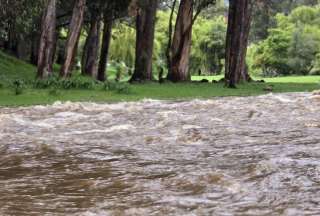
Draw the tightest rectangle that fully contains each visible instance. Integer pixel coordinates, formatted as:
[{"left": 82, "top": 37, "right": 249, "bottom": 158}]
[{"left": 0, "top": 93, "right": 320, "bottom": 216}]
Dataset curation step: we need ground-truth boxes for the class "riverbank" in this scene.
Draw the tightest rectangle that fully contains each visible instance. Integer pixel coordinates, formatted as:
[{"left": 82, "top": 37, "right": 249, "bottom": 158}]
[
  {"left": 1, "top": 81, "right": 320, "bottom": 107},
  {"left": 1, "top": 51, "right": 320, "bottom": 107}
]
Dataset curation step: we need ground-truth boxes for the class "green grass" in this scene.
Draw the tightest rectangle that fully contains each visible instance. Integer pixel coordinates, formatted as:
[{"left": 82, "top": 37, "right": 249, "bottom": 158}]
[
  {"left": 192, "top": 75, "right": 320, "bottom": 83},
  {"left": 0, "top": 51, "right": 319, "bottom": 107},
  {"left": 0, "top": 51, "right": 36, "bottom": 81}
]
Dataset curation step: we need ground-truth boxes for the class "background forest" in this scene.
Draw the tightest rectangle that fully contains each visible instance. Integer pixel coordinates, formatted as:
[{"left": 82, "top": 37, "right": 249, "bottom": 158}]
[{"left": 1, "top": 0, "right": 320, "bottom": 80}]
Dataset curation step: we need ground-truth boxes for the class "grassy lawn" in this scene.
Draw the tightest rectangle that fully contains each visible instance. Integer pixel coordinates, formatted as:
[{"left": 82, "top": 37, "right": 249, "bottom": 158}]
[
  {"left": 0, "top": 51, "right": 319, "bottom": 107},
  {"left": 192, "top": 75, "right": 320, "bottom": 83}
]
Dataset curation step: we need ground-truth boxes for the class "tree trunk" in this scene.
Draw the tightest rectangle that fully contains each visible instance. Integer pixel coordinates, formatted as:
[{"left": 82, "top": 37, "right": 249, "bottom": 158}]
[
  {"left": 167, "top": 0, "right": 193, "bottom": 82},
  {"left": 30, "top": 32, "right": 40, "bottom": 66},
  {"left": 60, "top": 0, "right": 86, "bottom": 78},
  {"left": 56, "top": 36, "right": 65, "bottom": 65},
  {"left": 37, "top": 0, "right": 56, "bottom": 79},
  {"left": 225, "top": 0, "right": 253, "bottom": 88},
  {"left": 130, "top": 0, "right": 158, "bottom": 82},
  {"left": 166, "top": 0, "right": 177, "bottom": 71},
  {"left": 97, "top": 14, "right": 113, "bottom": 82},
  {"left": 81, "top": 16, "right": 101, "bottom": 78}
]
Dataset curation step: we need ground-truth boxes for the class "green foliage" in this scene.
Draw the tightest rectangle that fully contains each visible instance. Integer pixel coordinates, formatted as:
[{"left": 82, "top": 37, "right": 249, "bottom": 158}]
[
  {"left": 0, "top": 50, "right": 319, "bottom": 107},
  {"left": 249, "top": 5, "right": 320, "bottom": 76},
  {"left": 289, "top": 5, "right": 320, "bottom": 24},
  {"left": 33, "top": 75, "right": 99, "bottom": 90},
  {"left": 0, "top": 0, "right": 43, "bottom": 42},
  {"left": 192, "top": 16, "right": 227, "bottom": 75},
  {"left": 103, "top": 82, "right": 131, "bottom": 94},
  {"left": 109, "top": 23, "right": 136, "bottom": 68},
  {"left": 31, "top": 72, "right": 131, "bottom": 94},
  {"left": 33, "top": 76, "right": 60, "bottom": 89},
  {"left": 250, "top": 0, "right": 320, "bottom": 42},
  {"left": 108, "top": 11, "right": 227, "bottom": 76},
  {"left": 287, "top": 25, "right": 320, "bottom": 75},
  {"left": 11, "top": 79, "right": 25, "bottom": 95}
]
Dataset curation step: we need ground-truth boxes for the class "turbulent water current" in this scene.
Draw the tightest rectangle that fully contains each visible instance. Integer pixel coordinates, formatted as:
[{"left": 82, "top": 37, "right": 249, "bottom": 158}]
[{"left": 0, "top": 93, "right": 320, "bottom": 215}]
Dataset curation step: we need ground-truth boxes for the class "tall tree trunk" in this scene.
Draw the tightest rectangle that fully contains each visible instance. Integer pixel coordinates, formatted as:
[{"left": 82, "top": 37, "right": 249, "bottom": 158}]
[
  {"left": 37, "top": 0, "right": 56, "bottom": 79},
  {"left": 225, "top": 0, "right": 252, "bottom": 88},
  {"left": 56, "top": 37, "right": 65, "bottom": 65},
  {"left": 30, "top": 32, "right": 40, "bottom": 65},
  {"left": 167, "top": 0, "right": 193, "bottom": 82},
  {"left": 97, "top": 14, "right": 113, "bottom": 82},
  {"left": 81, "top": 16, "right": 101, "bottom": 78},
  {"left": 166, "top": 0, "right": 177, "bottom": 71},
  {"left": 51, "top": 30, "right": 59, "bottom": 67},
  {"left": 130, "top": 0, "right": 158, "bottom": 82},
  {"left": 60, "top": 0, "right": 86, "bottom": 78},
  {"left": 30, "top": 17, "right": 43, "bottom": 66}
]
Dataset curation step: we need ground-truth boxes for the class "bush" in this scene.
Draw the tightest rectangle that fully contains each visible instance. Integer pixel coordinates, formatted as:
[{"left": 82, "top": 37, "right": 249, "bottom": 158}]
[
  {"left": 69, "top": 76, "right": 98, "bottom": 90},
  {"left": 33, "top": 76, "right": 59, "bottom": 89},
  {"left": 11, "top": 79, "right": 25, "bottom": 95},
  {"left": 103, "top": 82, "right": 131, "bottom": 94},
  {"left": 249, "top": 6, "right": 320, "bottom": 77},
  {"left": 33, "top": 75, "right": 99, "bottom": 90}
]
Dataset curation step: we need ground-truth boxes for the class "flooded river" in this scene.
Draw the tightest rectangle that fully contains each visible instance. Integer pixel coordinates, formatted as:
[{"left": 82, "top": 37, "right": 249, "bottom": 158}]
[{"left": 0, "top": 93, "right": 320, "bottom": 215}]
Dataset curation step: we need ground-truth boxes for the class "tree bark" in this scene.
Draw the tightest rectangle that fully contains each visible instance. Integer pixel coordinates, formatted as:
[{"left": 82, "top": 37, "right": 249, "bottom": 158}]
[
  {"left": 97, "top": 14, "right": 113, "bottom": 82},
  {"left": 166, "top": 0, "right": 177, "bottom": 72},
  {"left": 81, "top": 16, "right": 101, "bottom": 78},
  {"left": 167, "top": 0, "right": 193, "bottom": 82},
  {"left": 130, "top": 0, "right": 158, "bottom": 82},
  {"left": 37, "top": 0, "right": 56, "bottom": 79},
  {"left": 225, "top": 0, "right": 253, "bottom": 88},
  {"left": 60, "top": 0, "right": 86, "bottom": 78},
  {"left": 30, "top": 31, "right": 40, "bottom": 66}
]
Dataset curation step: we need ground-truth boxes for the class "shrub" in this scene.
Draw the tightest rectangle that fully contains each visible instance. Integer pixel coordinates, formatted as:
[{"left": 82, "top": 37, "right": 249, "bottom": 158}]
[
  {"left": 11, "top": 79, "right": 25, "bottom": 95},
  {"left": 69, "top": 76, "right": 97, "bottom": 90},
  {"left": 33, "top": 76, "right": 59, "bottom": 89},
  {"left": 248, "top": 6, "right": 320, "bottom": 77},
  {"left": 103, "top": 82, "right": 131, "bottom": 94},
  {"left": 33, "top": 75, "right": 99, "bottom": 90}
]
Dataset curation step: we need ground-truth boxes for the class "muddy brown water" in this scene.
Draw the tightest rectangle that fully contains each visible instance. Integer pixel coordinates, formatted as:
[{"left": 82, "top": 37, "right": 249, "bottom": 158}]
[{"left": 0, "top": 93, "right": 320, "bottom": 216}]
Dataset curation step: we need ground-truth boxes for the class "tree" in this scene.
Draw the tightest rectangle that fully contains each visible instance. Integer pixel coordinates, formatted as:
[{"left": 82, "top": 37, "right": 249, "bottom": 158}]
[
  {"left": 167, "top": 0, "right": 194, "bottom": 81},
  {"left": 250, "top": 0, "right": 319, "bottom": 42},
  {"left": 97, "top": 12, "right": 113, "bottom": 82},
  {"left": 81, "top": 2, "right": 102, "bottom": 78},
  {"left": 130, "top": 0, "right": 159, "bottom": 82},
  {"left": 167, "top": 0, "right": 215, "bottom": 82},
  {"left": 97, "top": 0, "right": 131, "bottom": 81},
  {"left": 0, "top": 0, "right": 43, "bottom": 59},
  {"left": 37, "top": 0, "right": 57, "bottom": 79},
  {"left": 60, "top": 0, "right": 86, "bottom": 78},
  {"left": 250, "top": 5, "right": 320, "bottom": 76},
  {"left": 225, "top": 0, "right": 253, "bottom": 88}
]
